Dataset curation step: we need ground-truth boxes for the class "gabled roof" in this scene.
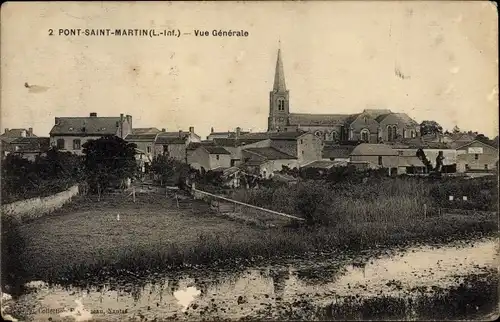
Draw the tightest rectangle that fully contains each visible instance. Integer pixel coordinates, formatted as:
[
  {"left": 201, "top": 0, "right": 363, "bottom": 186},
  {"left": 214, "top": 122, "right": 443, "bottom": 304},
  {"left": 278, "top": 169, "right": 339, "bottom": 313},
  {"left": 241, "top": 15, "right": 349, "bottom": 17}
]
[
  {"left": 0, "top": 128, "right": 37, "bottom": 138},
  {"left": 302, "top": 160, "right": 348, "bottom": 169},
  {"left": 132, "top": 128, "right": 161, "bottom": 135},
  {"left": 375, "top": 113, "right": 419, "bottom": 127},
  {"left": 322, "top": 145, "right": 356, "bottom": 159},
  {"left": 11, "top": 137, "right": 50, "bottom": 153},
  {"left": 238, "top": 131, "right": 307, "bottom": 142},
  {"left": 363, "top": 109, "right": 392, "bottom": 118},
  {"left": 187, "top": 141, "right": 216, "bottom": 150},
  {"left": 243, "top": 147, "right": 296, "bottom": 160},
  {"left": 454, "top": 139, "right": 498, "bottom": 151},
  {"left": 203, "top": 146, "right": 231, "bottom": 155},
  {"left": 212, "top": 138, "right": 241, "bottom": 147},
  {"left": 125, "top": 133, "right": 158, "bottom": 141},
  {"left": 351, "top": 143, "right": 398, "bottom": 156},
  {"left": 288, "top": 113, "right": 351, "bottom": 126},
  {"left": 50, "top": 117, "right": 121, "bottom": 136}
]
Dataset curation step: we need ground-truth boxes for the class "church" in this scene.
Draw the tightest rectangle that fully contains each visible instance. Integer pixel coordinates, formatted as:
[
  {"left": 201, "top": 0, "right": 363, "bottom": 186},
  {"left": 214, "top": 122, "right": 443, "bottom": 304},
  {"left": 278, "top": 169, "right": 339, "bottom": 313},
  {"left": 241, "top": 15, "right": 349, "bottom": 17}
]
[{"left": 267, "top": 48, "right": 421, "bottom": 144}]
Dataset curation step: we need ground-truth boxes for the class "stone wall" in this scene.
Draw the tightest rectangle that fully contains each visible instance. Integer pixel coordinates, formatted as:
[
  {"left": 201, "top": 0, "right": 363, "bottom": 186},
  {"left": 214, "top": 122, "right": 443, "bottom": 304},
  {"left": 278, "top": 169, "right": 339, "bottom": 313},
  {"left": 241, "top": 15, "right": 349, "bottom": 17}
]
[{"left": 1, "top": 184, "right": 80, "bottom": 223}]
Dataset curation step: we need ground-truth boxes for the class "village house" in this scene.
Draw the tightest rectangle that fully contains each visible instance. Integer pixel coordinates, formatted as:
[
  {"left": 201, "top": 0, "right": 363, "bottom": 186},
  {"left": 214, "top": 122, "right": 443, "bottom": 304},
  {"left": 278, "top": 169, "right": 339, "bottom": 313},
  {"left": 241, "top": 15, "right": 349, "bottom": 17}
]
[
  {"left": 241, "top": 147, "right": 299, "bottom": 179},
  {"left": 266, "top": 48, "right": 421, "bottom": 143},
  {"left": 455, "top": 140, "right": 498, "bottom": 174},
  {"left": 0, "top": 128, "right": 48, "bottom": 159},
  {"left": 236, "top": 131, "right": 323, "bottom": 166},
  {"left": 394, "top": 148, "right": 458, "bottom": 174},
  {"left": 186, "top": 145, "right": 232, "bottom": 172},
  {"left": 124, "top": 130, "right": 161, "bottom": 172},
  {"left": 154, "top": 127, "right": 202, "bottom": 162},
  {"left": 206, "top": 127, "right": 249, "bottom": 141},
  {"left": 349, "top": 143, "right": 399, "bottom": 174},
  {"left": 49, "top": 112, "right": 133, "bottom": 155}
]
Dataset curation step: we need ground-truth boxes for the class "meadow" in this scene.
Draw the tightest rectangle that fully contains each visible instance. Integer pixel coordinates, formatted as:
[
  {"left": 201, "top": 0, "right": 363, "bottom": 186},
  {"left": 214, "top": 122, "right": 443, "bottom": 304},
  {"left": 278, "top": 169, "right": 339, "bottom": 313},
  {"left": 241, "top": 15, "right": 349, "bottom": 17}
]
[{"left": 2, "top": 175, "right": 497, "bottom": 292}]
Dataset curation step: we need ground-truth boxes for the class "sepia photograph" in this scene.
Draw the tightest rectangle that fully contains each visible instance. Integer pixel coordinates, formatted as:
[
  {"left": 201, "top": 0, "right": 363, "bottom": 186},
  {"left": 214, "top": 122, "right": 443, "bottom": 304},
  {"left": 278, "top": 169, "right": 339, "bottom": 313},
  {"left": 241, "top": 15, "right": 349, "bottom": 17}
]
[{"left": 1, "top": 1, "right": 498, "bottom": 321}]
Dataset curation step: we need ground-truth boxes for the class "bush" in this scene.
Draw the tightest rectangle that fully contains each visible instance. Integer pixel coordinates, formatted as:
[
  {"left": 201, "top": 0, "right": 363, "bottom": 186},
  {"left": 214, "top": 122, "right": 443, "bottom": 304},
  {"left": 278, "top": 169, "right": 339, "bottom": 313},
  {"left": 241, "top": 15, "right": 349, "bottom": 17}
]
[{"left": 1, "top": 150, "right": 83, "bottom": 203}]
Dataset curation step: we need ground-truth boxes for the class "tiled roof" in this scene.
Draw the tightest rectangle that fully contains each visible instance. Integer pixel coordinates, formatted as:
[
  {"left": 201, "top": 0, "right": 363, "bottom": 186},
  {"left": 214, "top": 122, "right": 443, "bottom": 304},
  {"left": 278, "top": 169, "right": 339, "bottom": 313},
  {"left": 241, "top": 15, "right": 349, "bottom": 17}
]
[
  {"left": 322, "top": 145, "right": 356, "bottom": 159},
  {"left": 288, "top": 113, "right": 351, "bottom": 126},
  {"left": 244, "top": 147, "right": 296, "bottom": 160},
  {"left": 1, "top": 129, "right": 37, "bottom": 138},
  {"left": 351, "top": 143, "right": 398, "bottom": 156},
  {"left": 125, "top": 133, "right": 158, "bottom": 141},
  {"left": 187, "top": 141, "right": 216, "bottom": 150},
  {"left": 363, "top": 109, "right": 392, "bottom": 118},
  {"left": 155, "top": 136, "right": 186, "bottom": 145},
  {"left": 303, "top": 160, "right": 347, "bottom": 169},
  {"left": 50, "top": 117, "right": 122, "bottom": 135},
  {"left": 212, "top": 138, "right": 241, "bottom": 147},
  {"left": 238, "top": 131, "right": 307, "bottom": 142},
  {"left": 132, "top": 128, "right": 161, "bottom": 135},
  {"left": 203, "top": 146, "right": 231, "bottom": 155},
  {"left": 12, "top": 137, "right": 50, "bottom": 152}
]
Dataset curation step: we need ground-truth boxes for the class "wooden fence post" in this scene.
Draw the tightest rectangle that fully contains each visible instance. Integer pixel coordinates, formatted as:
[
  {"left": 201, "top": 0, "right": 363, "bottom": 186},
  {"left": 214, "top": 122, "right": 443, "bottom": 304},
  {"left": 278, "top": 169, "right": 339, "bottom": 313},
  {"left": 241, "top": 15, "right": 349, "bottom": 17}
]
[
  {"left": 133, "top": 187, "right": 136, "bottom": 203},
  {"left": 176, "top": 193, "right": 180, "bottom": 208},
  {"left": 424, "top": 204, "right": 427, "bottom": 219},
  {"left": 97, "top": 183, "right": 101, "bottom": 202}
]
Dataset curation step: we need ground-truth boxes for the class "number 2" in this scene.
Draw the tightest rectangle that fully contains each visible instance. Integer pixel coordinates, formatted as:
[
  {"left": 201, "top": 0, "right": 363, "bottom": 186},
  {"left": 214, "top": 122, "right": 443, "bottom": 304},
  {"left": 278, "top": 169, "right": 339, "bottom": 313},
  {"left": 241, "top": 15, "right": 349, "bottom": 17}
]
[{"left": 48, "top": 29, "right": 54, "bottom": 36}]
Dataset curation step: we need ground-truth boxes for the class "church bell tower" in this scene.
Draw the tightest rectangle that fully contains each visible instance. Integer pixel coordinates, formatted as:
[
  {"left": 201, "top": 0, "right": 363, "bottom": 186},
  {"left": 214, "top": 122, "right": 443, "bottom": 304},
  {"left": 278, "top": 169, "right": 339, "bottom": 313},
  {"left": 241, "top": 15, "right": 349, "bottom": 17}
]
[{"left": 268, "top": 46, "right": 290, "bottom": 132}]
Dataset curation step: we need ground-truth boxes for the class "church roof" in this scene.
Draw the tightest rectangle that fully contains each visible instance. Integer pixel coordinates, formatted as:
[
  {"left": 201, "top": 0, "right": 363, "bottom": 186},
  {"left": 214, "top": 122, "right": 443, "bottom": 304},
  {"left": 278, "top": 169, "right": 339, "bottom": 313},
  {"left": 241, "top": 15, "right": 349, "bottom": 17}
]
[
  {"left": 363, "top": 109, "right": 392, "bottom": 118},
  {"left": 288, "top": 113, "right": 351, "bottom": 126},
  {"left": 273, "top": 48, "right": 286, "bottom": 92}
]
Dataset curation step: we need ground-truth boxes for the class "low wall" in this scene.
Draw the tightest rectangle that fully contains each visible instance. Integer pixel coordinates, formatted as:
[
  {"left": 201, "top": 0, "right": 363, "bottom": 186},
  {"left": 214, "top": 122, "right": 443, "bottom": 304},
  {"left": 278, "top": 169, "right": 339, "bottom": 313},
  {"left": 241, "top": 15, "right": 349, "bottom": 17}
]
[{"left": 1, "top": 184, "right": 80, "bottom": 223}]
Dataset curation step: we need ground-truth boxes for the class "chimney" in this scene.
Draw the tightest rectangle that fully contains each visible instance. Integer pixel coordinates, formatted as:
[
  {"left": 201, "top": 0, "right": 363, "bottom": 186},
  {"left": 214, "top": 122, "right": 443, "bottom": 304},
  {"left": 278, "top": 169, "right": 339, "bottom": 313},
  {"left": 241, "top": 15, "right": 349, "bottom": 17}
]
[
  {"left": 179, "top": 130, "right": 182, "bottom": 138},
  {"left": 90, "top": 112, "right": 97, "bottom": 117},
  {"left": 126, "top": 115, "right": 132, "bottom": 129},
  {"left": 236, "top": 127, "right": 241, "bottom": 138},
  {"left": 21, "top": 130, "right": 27, "bottom": 137},
  {"left": 55, "top": 117, "right": 60, "bottom": 125},
  {"left": 161, "top": 128, "right": 166, "bottom": 132},
  {"left": 211, "top": 127, "right": 214, "bottom": 133},
  {"left": 117, "top": 114, "right": 123, "bottom": 138},
  {"left": 28, "top": 127, "right": 33, "bottom": 136},
  {"left": 189, "top": 126, "right": 194, "bottom": 134},
  {"left": 4, "top": 128, "right": 9, "bottom": 134}
]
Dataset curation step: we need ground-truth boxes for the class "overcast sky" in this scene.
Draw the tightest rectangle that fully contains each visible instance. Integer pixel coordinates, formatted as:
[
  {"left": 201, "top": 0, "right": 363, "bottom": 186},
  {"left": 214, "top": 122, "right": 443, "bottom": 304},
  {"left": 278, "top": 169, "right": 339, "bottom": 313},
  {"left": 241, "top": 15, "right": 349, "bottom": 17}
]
[{"left": 1, "top": 1, "right": 498, "bottom": 139}]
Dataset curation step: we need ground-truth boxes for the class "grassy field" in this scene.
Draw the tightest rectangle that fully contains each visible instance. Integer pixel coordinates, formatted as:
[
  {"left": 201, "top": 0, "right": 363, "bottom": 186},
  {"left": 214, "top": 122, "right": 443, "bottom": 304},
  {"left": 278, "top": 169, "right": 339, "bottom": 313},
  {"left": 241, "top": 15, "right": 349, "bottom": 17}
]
[{"left": 2, "top": 187, "right": 493, "bottom": 290}]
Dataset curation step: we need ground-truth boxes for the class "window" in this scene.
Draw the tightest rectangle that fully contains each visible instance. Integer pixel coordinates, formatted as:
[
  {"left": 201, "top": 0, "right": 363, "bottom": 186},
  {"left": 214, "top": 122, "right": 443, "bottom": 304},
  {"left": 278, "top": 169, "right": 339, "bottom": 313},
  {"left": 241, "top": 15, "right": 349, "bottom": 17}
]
[
  {"left": 315, "top": 131, "right": 322, "bottom": 138},
  {"left": 474, "top": 154, "right": 479, "bottom": 160},
  {"left": 73, "top": 139, "right": 81, "bottom": 150},
  {"left": 360, "top": 129, "right": 370, "bottom": 142},
  {"left": 485, "top": 164, "right": 488, "bottom": 170},
  {"left": 56, "top": 139, "right": 65, "bottom": 150},
  {"left": 378, "top": 156, "right": 383, "bottom": 166},
  {"left": 411, "top": 130, "right": 416, "bottom": 138},
  {"left": 300, "top": 139, "right": 303, "bottom": 144},
  {"left": 278, "top": 99, "right": 285, "bottom": 111},
  {"left": 465, "top": 164, "right": 470, "bottom": 171},
  {"left": 147, "top": 146, "right": 151, "bottom": 154},
  {"left": 216, "top": 154, "right": 220, "bottom": 160},
  {"left": 364, "top": 117, "right": 367, "bottom": 123}
]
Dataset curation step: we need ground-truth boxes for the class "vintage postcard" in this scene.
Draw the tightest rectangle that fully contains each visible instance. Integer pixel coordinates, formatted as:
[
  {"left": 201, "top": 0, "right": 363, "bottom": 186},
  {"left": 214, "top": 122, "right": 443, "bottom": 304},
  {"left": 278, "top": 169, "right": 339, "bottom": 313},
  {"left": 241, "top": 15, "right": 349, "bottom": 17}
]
[{"left": 1, "top": 1, "right": 498, "bottom": 321}]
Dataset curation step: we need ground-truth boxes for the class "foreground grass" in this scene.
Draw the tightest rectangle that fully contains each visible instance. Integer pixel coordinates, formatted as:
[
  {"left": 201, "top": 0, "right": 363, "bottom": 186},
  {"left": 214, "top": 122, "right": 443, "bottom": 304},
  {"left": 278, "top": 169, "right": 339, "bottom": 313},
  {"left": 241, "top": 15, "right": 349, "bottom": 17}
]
[{"left": 3, "top": 185, "right": 498, "bottom": 291}]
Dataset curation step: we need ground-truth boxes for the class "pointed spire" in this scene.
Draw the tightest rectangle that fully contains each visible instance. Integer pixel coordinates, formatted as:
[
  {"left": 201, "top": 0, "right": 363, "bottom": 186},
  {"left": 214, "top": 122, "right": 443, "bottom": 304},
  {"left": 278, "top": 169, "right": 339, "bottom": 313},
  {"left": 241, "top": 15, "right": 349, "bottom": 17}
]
[{"left": 273, "top": 45, "right": 286, "bottom": 92}]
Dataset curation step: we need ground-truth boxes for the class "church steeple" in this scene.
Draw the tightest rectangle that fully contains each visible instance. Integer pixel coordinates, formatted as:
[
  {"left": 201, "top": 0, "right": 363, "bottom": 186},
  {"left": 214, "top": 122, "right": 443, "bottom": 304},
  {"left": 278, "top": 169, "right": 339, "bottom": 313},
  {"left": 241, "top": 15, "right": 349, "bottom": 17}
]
[
  {"left": 273, "top": 48, "right": 287, "bottom": 92},
  {"left": 268, "top": 43, "right": 290, "bottom": 132}
]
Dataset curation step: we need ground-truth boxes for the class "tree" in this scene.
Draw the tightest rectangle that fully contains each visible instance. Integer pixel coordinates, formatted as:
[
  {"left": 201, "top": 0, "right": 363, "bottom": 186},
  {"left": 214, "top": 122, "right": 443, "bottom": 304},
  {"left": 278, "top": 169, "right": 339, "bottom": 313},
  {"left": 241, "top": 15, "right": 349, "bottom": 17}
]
[
  {"left": 151, "top": 155, "right": 191, "bottom": 186},
  {"left": 420, "top": 120, "right": 443, "bottom": 136},
  {"left": 82, "top": 135, "right": 138, "bottom": 192}
]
